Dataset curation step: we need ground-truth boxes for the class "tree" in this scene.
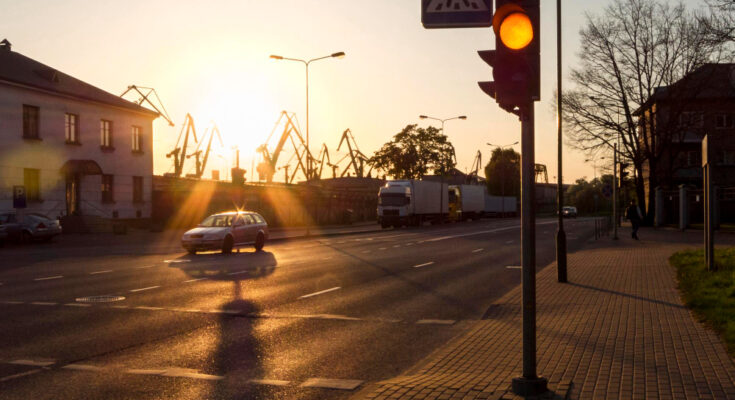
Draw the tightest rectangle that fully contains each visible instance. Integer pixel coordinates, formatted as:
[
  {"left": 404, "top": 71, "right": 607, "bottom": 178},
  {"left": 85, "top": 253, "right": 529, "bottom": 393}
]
[
  {"left": 484, "top": 148, "right": 520, "bottom": 197},
  {"left": 699, "top": 0, "right": 735, "bottom": 43},
  {"left": 561, "top": 0, "right": 733, "bottom": 223},
  {"left": 565, "top": 175, "right": 614, "bottom": 215},
  {"left": 368, "top": 124, "right": 456, "bottom": 179}
]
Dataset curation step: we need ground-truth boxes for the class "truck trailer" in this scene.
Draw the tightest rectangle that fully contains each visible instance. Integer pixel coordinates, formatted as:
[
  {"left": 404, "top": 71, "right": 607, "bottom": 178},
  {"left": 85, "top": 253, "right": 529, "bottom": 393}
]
[
  {"left": 377, "top": 180, "right": 448, "bottom": 228},
  {"left": 448, "top": 184, "right": 486, "bottom": 221},
  {"left": 484, "top": 194, "right": 518, "bottom": 217}
]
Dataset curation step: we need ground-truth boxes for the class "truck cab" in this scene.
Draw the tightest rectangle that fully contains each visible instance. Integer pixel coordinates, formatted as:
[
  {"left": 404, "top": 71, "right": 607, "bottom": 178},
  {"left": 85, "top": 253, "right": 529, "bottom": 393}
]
[{"left": 377, "top": 181, "right": 412, "bottom": 228}]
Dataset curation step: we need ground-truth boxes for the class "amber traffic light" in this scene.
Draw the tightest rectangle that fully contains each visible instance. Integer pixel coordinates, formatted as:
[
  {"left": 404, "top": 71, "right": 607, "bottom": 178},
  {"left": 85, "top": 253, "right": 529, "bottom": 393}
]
[{"left": 478, "top": 0, "right": 540, "bottom": 115}]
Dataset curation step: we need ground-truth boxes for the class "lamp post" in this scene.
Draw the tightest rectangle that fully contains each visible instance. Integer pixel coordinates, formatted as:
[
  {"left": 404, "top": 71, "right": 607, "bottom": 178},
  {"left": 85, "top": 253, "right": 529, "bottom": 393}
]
[
  {"left": 556, "top": 0, "right": 568, "bottom": 282},
  {"left": 419, "top": 115, "right": 467, "bottom": 223},
  {"left": 487, "top": 142, "right": 518, "bottom": 218},
  {"left": 270, "top": 51, "right": 345, "bottom": 180}
]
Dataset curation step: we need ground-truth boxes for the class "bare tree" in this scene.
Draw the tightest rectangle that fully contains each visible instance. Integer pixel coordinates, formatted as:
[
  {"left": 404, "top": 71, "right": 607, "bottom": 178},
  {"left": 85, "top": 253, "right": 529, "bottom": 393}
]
[
  {"left": 562, "top": 0, "right": 733, "bottom": 222},
  {"left": 699, "top": 0, "right": 735, "bottom": 43}
]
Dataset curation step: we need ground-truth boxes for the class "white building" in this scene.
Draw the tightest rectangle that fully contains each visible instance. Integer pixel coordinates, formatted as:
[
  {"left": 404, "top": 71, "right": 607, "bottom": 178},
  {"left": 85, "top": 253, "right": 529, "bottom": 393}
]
[{"left": 0, "top": 39, "right": 158, "bottom": 223}]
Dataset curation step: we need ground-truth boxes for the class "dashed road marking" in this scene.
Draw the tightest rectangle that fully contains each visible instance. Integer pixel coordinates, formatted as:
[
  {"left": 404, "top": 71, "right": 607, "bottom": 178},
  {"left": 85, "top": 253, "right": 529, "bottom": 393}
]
[
  {"left": 126, "top": 368, "right": 167, "bottom": 375},
  {"left": 136, "top": 265, "right": 156, "bottom": 269},
  {"left": 506, "top": 265, "right": 522, "bottom": 269},
  {"left": 34, "top": 275, "right": 63, "bottom": 281},
  {"left": 129, "top": 286, "right": 160, "bottom": 293},
  {"left": 2, "top": 301, "right": 24, "bottom": 305},
  {"left": 90, "top": 270, "right": 113, "bottom": 275},
  {"left": 472, "top": 248, "right": 483, "bottom": 253},
  {"left": 30, "top": 301, "right": 57, "bottom": 306},
  {"left": 416, "top": 319, "right": 456, "bottom": 325},
  {"left": 361, "top": 250, "right": 370, "bottom": 253},
  {"left": 406, "top": 243, "right": 414, "bottom": 246},
  {"left": 0, "top": 369, "right": 42, "bottom": 382},
  {"left": 412, "top": 261, "right": 435, "bottom": 268},
  {"left": 161, "top": 368, "right": 224, "bottom": 380},
  {"left": 63, "top": 364, "right": 104, "bottom": 372},
  {"left": 301, "top": 378, "right": 363, "bottom": 390},
  {"left": 227, "top": 270, "right": 248, "bottom": 276},
  {"left": 64, "top": 303, "right": 91, "bottom": 307},
  {"left": 135, "top": 306, "right": 164, "bottom": 311},
  {"left": 322, "top": 256, "right": 332, "bottom": 260},
  {"left": 163, "top": 260, "right": 190, "bottom": 264},
  {"left": 183, "top": 278, "right": 208, "bottom": 283},
  {"left": 379, "top": 247, "right": 387, "bottom": 250},
  {"left": 505, "top": 240, "right": 514, "bottom": 244},
  {"left": 111, "top": 305, "right": 130, "bottom": 309},
  {"left": 299, "top": 286, "right": 341, "bottom": 299},
  {"left": 392, "top": 245, "right": 401, "bottom": 248}
]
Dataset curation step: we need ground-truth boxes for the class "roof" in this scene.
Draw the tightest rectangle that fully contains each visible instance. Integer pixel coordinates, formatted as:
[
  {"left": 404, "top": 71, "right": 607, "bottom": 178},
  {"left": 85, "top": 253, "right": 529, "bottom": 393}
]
[
  {"left": 635, "top": 64, "right": 735, "bottom": 115},
  {"left": 0, "top": 41, "right": 159, "bottom": 117}
]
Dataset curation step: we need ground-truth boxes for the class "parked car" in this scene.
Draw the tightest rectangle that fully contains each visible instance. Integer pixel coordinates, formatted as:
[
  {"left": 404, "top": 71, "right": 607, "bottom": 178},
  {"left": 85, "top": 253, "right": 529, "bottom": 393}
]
[
  {"left": 0, "top": 212, "right": 62, "bottom": 243},
  {"left": 181, "top": 211, "right": 269, "bottom": 254},
  {"left": 562, "top": 206, "right": 578, "bottom": 218}
]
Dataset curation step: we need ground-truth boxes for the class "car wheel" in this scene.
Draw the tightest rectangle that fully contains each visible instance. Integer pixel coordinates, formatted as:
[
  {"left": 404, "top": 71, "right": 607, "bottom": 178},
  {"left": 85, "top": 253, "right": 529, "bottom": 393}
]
[
  {"left": 222, "top": 235, "right": 233, "bottom": 254},
  {"left": 254, "top": 233, "right": 265, "bottom": 251},
  {"left": 21, "top": 231, "right": 33, "bottom": 245}
]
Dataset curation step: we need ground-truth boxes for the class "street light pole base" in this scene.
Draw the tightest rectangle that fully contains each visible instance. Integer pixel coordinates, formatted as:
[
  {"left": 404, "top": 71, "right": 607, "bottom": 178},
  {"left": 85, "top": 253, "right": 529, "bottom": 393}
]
[{"left": 512, "top": 376, "right": 548, "bottom": 396}]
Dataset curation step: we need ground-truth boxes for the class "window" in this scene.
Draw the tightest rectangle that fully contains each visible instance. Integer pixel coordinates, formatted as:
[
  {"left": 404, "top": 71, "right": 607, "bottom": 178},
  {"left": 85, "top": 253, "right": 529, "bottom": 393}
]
[
  {"left": 100, "top": 120, "right": 112, "bottom": 149},
  {"left": 715, "top": 114, "right": 734, "bottom": 129},
  {"left": 101, "top": 174, "right": 114, "bottom": 203},
  {"left": 132, "top": 176, "right": 143, "bottom": 203},
  {"left": 678, "top": 112, "right": 703, "bottom": 128},
  {"left": 131, "top": 126, "right": 142, "bottom": 152},
  {"left": 24, "top": 168, "right": 40, "bottom": 202},
  {"left": 23, "top": 105, "right": 40, "bottom": 139},
  {"left": 65, "top": 113, "right": 79, "bottom": 143},
  {"left": 243, "top": 214, "right": 255, "bottom": 224}
]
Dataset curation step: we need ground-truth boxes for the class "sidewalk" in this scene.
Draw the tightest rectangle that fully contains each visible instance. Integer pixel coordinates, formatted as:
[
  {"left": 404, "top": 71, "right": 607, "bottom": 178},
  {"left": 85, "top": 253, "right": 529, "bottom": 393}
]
[{"left": 359, "top": 228, "right": 735, "bottom": 399}]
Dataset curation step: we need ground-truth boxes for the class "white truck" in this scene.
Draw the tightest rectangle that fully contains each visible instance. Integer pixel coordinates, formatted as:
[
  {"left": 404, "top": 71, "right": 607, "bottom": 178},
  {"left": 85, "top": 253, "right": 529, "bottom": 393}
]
[
  {"left": 484, "top": 193, "right": 518, "bottom": 217},
  {"left": 377, "top": 180, "right": 448, "bottom": 228},
  {"left": 449, "top": 184, "right": 486, "bottom": 221}
]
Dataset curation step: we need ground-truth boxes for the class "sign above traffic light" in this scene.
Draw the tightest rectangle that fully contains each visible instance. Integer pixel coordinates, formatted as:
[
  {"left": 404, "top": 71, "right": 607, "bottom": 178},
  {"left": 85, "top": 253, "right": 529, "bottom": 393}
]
[
  {"left": 421, "top": 0, "right": 492, "bottom": 29},
  {"left": 478, "top": 0, "right": 540, "bottom": 115}
]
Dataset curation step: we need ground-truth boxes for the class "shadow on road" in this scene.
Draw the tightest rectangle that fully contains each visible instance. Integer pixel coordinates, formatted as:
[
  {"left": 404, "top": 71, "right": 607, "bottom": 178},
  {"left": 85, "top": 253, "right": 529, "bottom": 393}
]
[{"left": 169, "top": 250, "right": 278, "bottom": 282}]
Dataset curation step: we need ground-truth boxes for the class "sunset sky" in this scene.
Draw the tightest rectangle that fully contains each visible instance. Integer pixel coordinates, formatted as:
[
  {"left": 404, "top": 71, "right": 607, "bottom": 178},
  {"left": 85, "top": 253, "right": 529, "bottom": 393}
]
[{"left": 0, "top": 0, "right": 710, "bottom": 183}]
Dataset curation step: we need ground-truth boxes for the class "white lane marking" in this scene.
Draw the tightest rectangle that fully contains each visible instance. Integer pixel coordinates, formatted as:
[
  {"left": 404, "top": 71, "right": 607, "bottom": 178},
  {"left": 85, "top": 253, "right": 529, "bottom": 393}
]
[
  {"left": 227, "top": 270, "right": 248, "bottom": 276},
  {"left": 300, "top": 378, "right": 363, "bottom": 390},
  {"left": 30, "top": 301, "right": 57, "bottom": 306},
  {"left": 63, "top": 364, "right": 104, "bottom": 372},
  {"left": 379, "top": 247, "right": 387, "bottom": 250},
  {"left": 126, "top": 369, "right": 167, "bottom": 375},
  {"left": 110, "top": 305, "right": 130, "bottom": 309},
  {"left": 472, "top": 248, "right": 483, "bottom": 253},
  {"left": 322, "top": 256, "right": 332, "bottom": 260},
  {"left": 9, "top": 359, "right": 55, "bottom": 367},
  {"left": 425, "top": 222, "right": 557, "bottom": 243},
  {"left": 416, "top": 319, "right": 456, "bottom": 325},
  {"left": 64, "top": 303, "right": 91, "bottom": 308},
  {"left": 135, "top": 306, "right": 164, "bottom": 311},
  {"left": 361, "top": 250, "right": 370, "bottom": 253},
  {"left": 313, "top": 314, "right": 362, "bottom": 321},
  {"left": 505, "top": 240, "right": 514, "bottom": 244},
  {"left": 136, "top": 265, "right": 155, "bottom": 269},
  {"left": 206, "top": 309, "right": 241, "bottom": 315},
  {"left": 163, "top": 260, "right": 190, "bottom": 264},
  {"left": 299, "top": 286, "right": 341, "bottom": 299},
  {"left": 412, "top": 261, "right": 435, "bottom": 268},
  {"left": 161, "top": 368, "right": 224, "bottom": 380},
  {"left": 506, "top": 265, "right": 522, "bottom": 269},
  {"left": 406, "top": 243, "right": 414, "bottom": 246},
  {"left": 392, "top": 245, "right": 401, "bottom": 248},
  {"left": 2, "top": 301, "right": 24, "bottom": 304},
  {"left": 129, "top": 286, "right": 160, "bottom": 293},
  {"left": 184, "top": 278, "right": 208, "bottom": 283},
  {"left": 0, "top": 369, "right": 42, "bottom": 382},
  {"left": 249, "top": 378, "right": 291, "bottom": 386},
  {"left": 34, "top": 275, "right": 63, "bottom": 281},
  {"left": 337, "top": 241, "right": 346, "bottom": 244},
  {"left": 90, "top": 270, "right": 113, "bottom": 275}
]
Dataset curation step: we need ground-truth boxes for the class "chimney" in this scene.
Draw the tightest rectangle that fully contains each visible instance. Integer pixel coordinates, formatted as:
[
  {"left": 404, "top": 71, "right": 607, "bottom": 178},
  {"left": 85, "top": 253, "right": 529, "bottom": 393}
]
[{"left": 0, "top": 39, "right": 11, "bottom": 51}]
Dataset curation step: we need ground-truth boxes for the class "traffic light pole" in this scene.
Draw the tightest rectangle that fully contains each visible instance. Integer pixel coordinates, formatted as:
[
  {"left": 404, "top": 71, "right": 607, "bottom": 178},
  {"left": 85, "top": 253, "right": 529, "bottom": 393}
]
[
  {"left": 555, "top": 0, "right": 567, "bottom": 283},
  {"left": 613, "top": 143, "right": 618, "bottom": 240},
  {"left": 512, "top": 103, "right": 548, "bottom": 396}
]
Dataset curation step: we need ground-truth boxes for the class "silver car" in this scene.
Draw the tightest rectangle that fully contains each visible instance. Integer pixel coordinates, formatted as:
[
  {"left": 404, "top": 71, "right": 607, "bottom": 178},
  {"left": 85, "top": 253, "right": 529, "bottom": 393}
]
[
  {"left": 181, "top": 211, "right": 269, "bottom": 254},
  {"left": 0, "top": 212, "right": 62, "bottom": 243}
]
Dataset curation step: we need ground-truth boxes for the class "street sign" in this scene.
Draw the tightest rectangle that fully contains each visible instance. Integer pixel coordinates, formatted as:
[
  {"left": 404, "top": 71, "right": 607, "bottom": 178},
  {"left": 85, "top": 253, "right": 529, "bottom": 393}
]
[
  {"left": 13, "top": 185, "right": 26, "bottom": 208},
  {"left": 602, "top": 184, "right": 612, "bottom": 198},
  {"left": 421, "top": 0, "right": 492, "bottom": 29}
]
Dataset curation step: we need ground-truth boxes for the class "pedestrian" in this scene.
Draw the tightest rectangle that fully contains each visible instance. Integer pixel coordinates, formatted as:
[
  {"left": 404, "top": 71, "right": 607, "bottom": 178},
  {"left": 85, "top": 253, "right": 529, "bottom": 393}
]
[{"left": 625, "top": 200, "right": 642, "bottom": 240}]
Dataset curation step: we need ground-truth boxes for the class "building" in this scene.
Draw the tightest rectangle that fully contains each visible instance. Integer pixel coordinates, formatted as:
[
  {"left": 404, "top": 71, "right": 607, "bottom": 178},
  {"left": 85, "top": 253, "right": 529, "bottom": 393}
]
[
  {"left": 0, "top": 40, "right": 159, "bottom": 225},
  {"left": 634, "top": 63, "right": 735, "bottom": 208}
]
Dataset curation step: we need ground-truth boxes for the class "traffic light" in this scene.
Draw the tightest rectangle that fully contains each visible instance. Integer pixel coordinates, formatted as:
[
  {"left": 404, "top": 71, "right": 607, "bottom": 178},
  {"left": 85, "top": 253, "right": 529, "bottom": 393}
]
[
  {"left": 619, "top": 162, "right": 629, "bottom": 182},
  {"left": 478, "top": 0, "right": 540, "bottom": 115}
]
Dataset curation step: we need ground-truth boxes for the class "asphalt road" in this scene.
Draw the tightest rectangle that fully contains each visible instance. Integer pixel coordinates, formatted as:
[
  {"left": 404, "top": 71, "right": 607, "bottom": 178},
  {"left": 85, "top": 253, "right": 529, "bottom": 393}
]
[{"left": 0, "top": 217, "right": 599, "bottom": 399}]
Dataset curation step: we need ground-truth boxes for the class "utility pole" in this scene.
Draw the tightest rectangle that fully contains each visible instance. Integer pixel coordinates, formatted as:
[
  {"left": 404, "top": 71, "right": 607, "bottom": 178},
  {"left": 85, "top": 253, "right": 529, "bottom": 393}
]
[
  {"left": 613, "top": 143, "right": 618, "bottom": 240},
  {"left": 556, "top": 0, "right": 567, "bottom": 282}
]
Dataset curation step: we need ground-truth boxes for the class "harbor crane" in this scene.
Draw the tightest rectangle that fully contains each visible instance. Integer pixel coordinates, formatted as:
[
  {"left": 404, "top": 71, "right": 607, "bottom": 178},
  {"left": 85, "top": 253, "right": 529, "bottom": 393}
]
[
  {"left": 336, "top": 129, "right": 371, "bottom": 178},
  {"left": 165, "top": 114, "right": 198, "bottom": 178},
  {"left": 467, "top": 150, "right": 482, "bottom": 184},
  {"left": 256, "top": 111, "right": 314, "bottom": 183},
  {"left": 120, "top": 85, "right": 174, "bottom": 126},
  {"left": 185, "top": 123, "right": 223, "bottom": 179}
]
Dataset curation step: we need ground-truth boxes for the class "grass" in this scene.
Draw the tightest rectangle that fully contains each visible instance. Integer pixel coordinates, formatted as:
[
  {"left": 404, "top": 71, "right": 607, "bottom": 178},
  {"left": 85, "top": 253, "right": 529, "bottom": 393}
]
[{"left": 670, "top": 247, "right": 735, "bottom": 356}]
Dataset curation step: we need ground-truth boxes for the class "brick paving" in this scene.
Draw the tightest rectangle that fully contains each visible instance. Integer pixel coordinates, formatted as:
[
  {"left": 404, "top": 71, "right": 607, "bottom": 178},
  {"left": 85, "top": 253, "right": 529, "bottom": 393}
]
[{"left": 358, "top": 228, "right": 735, "bottom": 399}]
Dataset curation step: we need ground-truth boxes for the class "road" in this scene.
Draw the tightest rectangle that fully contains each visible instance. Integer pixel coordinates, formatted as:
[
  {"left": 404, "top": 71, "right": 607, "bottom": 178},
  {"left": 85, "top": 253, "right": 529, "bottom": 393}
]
[{"left": 0, "top": 217, "right": 598, "bottom": 399}]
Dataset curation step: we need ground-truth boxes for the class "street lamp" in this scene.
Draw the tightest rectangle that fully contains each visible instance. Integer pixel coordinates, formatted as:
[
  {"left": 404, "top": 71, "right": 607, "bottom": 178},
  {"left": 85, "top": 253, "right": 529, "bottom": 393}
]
[
  {"left": 419, "top": 114, "right": 467, "bottom": 223},
  {"left": 584, "top": 156, "right": 606, "bottom": 180},
  {"left": 487, "top": 142, "right": 518, "bottom": 217},
  {"left": 270, "top": 51, "right": 345, "bottom": 180}
]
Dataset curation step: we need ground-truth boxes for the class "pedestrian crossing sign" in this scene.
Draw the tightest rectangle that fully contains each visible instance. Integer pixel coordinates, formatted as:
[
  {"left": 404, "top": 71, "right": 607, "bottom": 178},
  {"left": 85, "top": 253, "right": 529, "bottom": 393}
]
[{"left": 421, "top": 0, "right": 492, "bottom": 28}]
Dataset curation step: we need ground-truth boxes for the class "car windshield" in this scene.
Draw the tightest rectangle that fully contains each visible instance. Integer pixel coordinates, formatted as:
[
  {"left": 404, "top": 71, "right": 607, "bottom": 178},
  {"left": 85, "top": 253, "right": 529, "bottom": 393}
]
[
  {"left": 379, "top": 193, "right": 409, "bottom": 206},
  {"left": 198, "top": 214, "right": 233, "bottom": 227}
]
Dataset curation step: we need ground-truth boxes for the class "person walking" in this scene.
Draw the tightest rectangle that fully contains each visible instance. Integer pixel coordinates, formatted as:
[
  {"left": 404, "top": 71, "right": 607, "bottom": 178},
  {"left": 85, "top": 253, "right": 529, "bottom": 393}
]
[{"left": 626, "top": 200, "right": 642, "bottom": 240}]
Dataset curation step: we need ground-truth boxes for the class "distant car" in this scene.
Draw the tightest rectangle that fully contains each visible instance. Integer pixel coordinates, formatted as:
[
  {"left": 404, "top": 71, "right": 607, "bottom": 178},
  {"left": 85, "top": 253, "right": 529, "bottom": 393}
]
[
  {"left": 0, "top": 212, "right": 62, "bottom": 243},
  {"left": 562, "top": 206, "right": 578, "bottom": 218},
  {"left": 181, "top": 211, "right": 269, "bottom": 254}
]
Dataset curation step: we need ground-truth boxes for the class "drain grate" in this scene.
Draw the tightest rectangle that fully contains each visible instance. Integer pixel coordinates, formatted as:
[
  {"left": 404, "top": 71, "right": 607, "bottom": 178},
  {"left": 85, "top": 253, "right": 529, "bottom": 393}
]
[{"left": 76, "top": 295, "right": 126, "bottom": 303}]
